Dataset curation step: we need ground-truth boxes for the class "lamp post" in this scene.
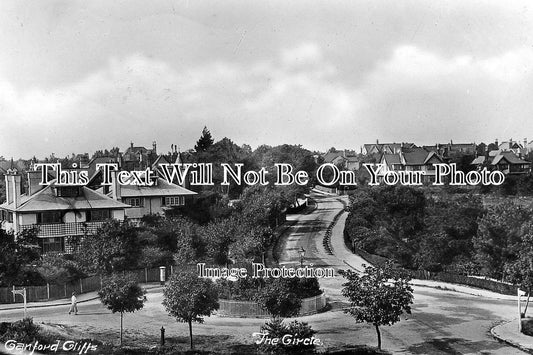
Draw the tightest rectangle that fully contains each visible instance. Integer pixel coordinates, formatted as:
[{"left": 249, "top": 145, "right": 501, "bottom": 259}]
[{"left": 298, "top": 247, "right": 306, "bottom": 267}]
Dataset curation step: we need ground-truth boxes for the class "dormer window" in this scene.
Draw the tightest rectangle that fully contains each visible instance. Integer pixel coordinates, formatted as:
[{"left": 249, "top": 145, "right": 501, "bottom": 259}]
[{"left": 56, "top": 186, "right": 81, "bottom": 197}]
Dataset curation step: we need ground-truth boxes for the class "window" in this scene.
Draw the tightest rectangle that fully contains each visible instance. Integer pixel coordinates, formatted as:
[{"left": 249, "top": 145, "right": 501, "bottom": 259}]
[
  {"left": 37, "top": 211, "right": 62, "bottom": 224},
  {"left": 0, "top": 210, "right": 13, "bottom": 223},
  {"left": 164, "top": 196, "right": 185, "bottom": 206},
  {"left": 56, "top": 186, "right": 80, "bottom": 197},
  {"left": 39, "top": 237, "right": 64, "bottom": 254},
  {"left": 125, "top": 197, "right": 143, "bottom": 207},
  {"left": 87, "top": 210, "right": 110, "bottom": 222}
]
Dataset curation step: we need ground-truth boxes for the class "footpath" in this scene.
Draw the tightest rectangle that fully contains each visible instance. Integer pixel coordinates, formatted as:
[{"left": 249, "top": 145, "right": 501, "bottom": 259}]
[{"left": 0, "top": 283, "right": 161, "bottom": 312}]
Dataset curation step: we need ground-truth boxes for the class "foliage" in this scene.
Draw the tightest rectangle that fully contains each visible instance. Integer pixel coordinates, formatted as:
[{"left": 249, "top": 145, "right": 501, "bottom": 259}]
[
  {"left": 138, "top": 246, "right": 173, "bottom": 269},
  {"left": 340, "top": 262, "right": 413, "bottom": 350},
  {"left": 163, "top": 270, "right": 219, "bottom": 349},
  {"left": 473, "top": 201, "right": 531, "bottom": 280},
  {"left": 344, "top": 186, "right": 485, "bottom": 273},
  {"left": 36, "top": 253, "right": 86, "bottom": 284},
  {"left": 0, "top": 228, "right": 41, "bottom": 286},
  {"left": 77, "top": 220, "right": 140, "bottom": 275},
  {"left": 216, "top": 276, "right": 321, "bottom": 301},
  {"left": 98, "top": 273, "right": 146, "bottom": 314},
  {"left": 257, "top": 318, "right": 318, "bottom": 354},
  {"left": 254, "top": 278, "right": 302, "bottom": 318},
  {"left": 0, "top": 318, "right": 39, "bottom": 343},
  {"left": 194, "top": 126, "right": 214, "bottom": 152},
  {"left": 414, "top": 194, "right": 483, "bottom": 272},
  {"left": 199, "top": 218, "right": 238, "bottom": 265},
  {"left": 98, "top": 273, "right": 146, "bottom": 345}
]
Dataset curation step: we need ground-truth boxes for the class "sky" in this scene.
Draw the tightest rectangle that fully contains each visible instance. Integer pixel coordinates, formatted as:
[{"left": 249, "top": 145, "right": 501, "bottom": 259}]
[{"left": 1, "top": 0, "right": 533, "bottom": 159}]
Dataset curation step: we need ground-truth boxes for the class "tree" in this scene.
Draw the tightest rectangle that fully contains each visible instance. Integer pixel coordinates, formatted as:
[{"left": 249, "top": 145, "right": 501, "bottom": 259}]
[
  {"left": 77, "top": 220, "right": 140, "bottom": 274},
  {"left": 255, "top": 278, "right": 302, "bottom": 318},
  {"left": 340, "top": 262, "right": 413, "bottom": 350},
  {"left": 473, "top": 202, "right": 530, "bottom": 280},
  {"left": 194, "top": 126, "right": 214, "bottom": 152},
  {"left": 505, "top": 223, "right": 533, "bottom": 316},
  {"left": 0, "top": 228, "right": 41, "bottom": 286},
  {"left": 98, "top": 273, "right": 146, "bottom": 346},
  {"left": 163, "top": 270, "right": 219, "bottom": 349}
]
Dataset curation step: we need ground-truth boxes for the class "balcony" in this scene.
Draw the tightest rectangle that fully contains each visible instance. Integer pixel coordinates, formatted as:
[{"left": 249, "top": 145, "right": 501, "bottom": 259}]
[{"left": 20, "top": 221, "right": 108, "bottom": 238}]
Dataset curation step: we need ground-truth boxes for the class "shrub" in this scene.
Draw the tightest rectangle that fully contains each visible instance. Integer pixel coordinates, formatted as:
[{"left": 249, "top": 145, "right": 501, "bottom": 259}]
[
  {"left": 257, "top": 318, "right": 318, "bottom": 354},
  {"left": 522, "top": 318, "right": 533, "bottom": 336},
  {"left": 0, "top": 318, "right": 40, "bottom": 343}
]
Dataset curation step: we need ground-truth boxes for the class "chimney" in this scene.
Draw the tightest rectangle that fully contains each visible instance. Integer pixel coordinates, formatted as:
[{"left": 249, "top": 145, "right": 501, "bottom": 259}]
[
  {"left": 130, "top": 141, "right": 134, "bottom": 149},
  {"left": 5, "top": 170, "right": 22, "bottom": 208},
  {"left": 524, "top": 138, "right": 527, "bottom": 148},
  {"left": 111, "top": 170, "right": 121, "bottom": 201},
  {"left": 27, "top": 171, "right": 45, "bottom": 196},
  {"left": 495, "top": 138, "right": 499, "bottom": 146},
  {"left": 376, "top": 139, "right": 379, "bottom": 144},
  {"left": 152, "top": 141, "right": 157, "bottom": 154}
]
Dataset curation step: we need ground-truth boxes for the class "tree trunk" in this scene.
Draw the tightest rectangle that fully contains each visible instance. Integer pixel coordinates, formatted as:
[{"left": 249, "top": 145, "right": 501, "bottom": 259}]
[
  {"left": 120, "top": 312, "right": 123, "bottom": 346},
  {"left": 188, "top": 320, "right": 193, "bottom": 349},
  {"left": 374, "top": 323, "right": 381, "bottom": 350}
]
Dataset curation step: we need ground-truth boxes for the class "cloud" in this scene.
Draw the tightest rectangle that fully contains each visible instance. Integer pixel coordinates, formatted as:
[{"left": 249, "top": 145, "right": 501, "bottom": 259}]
[
  {"left": 0, "top": 44, "right": 359, "bottom": 157},
  {"left": 2, "top": 42, "right": 533, "bottom": 159},
  {"left": 356, "top": 45, "right": 533, "bottom": 144}
]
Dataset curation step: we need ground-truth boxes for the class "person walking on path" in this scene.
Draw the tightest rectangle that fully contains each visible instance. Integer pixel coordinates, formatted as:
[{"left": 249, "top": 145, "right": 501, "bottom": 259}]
[{"left": 68, "top": 292, "right": 78, "bottom": 315}]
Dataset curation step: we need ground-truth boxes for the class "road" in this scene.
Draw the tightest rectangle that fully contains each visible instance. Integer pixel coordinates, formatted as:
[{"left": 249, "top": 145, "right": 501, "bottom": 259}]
[
  {"left": 279, "top": 192, "right": 525, "bottom": 354},
  {"left": 0, "top": 193, "right": 526, "bottom": 354}
]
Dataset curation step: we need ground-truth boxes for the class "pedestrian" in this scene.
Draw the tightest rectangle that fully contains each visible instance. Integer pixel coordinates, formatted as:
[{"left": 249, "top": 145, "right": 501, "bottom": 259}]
[{"left": 68, "top": 292, "right": 78, "bottom": 315}]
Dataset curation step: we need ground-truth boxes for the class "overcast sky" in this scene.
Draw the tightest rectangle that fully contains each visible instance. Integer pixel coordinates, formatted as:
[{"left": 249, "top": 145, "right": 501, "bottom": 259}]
[{"left": 1, "top": 0, "right": 533, "bottom": 158}]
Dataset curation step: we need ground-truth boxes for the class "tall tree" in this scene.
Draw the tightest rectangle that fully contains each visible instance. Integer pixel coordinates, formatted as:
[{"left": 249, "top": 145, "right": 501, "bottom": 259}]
[
  {"left": 98, "top": 273, "right": 146, "bottom": 346},
  {"left": 194, "top": 126, "right": 214, "bottom": 152},
  {"left": 163, "top": 270, "right": 219, "bottom": 349},
  {"left": 340, "top": 262, "right": 413, "bottom": 350},
  {"left": 77, "top": 220, "right": 140, "bottom": 274}
]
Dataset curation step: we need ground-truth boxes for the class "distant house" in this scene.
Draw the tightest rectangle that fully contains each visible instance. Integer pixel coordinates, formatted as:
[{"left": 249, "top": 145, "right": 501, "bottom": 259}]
[
  {"left": 422, "top": 141, "right": 476, "bottom": 159},
  {"left": 471, "top": 151, "right": 530, "bottom": 175},
  {"left": 122, "top": 141, "right": 159, "bottom": 171},
  {"left": 379, "top": 148, "right": 443, "bottom": 183},
  {"left": 362, "top": 141, "right": 416, "bottom": 155},
  {"left": 0, "top": 170, "right": 129, "bottom": 254},
  {"left": 111, "top": 175, "right": 196, "bottom": 222},
  {"left": 498, "top": 139, "right": 525, "bottom": 156},
  {"left": 87, "top": 152, "right": 197, "bottom": 222},
  {"left": 322, "top": 150, "right": 360, "bottom": 170}
]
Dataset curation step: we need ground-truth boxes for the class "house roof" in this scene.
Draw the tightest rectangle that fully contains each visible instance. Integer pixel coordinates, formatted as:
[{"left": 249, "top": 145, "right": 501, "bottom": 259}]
[
  {"left": 87, "top": 156, "right": 120, "bottom": 178},
  {"left": 118, "top": 177, "right": 197, "bottom": 198},
  {"left": 402, "top": 148, "right": 430, "bottom": 165},
  {"left": 382, "top": 154, "right": 401, "bottom": 165},
  {"left": 0, "top": 181, "right": 130, "bottom": 212},
  {"left": 322, "top": 151, "right": 344, "bottom": 163},
  {"left": 151, "top": 155, "right": 170, "bottom": 169},
  {"left": 471, "top": 156, "right": 486, "bottom": 165},
  {"left": 492, "top": 152, "right": 530, "bottom": 165}
]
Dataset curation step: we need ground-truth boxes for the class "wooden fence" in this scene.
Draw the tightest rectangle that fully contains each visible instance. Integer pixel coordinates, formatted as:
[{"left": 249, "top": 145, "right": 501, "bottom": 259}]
[{"left": 0, "top": 267, "right": 170, "bottom": 304}]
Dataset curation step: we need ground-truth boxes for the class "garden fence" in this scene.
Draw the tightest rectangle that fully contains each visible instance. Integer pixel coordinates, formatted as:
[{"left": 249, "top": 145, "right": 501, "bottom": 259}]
[{"left": 0, "top": 266, "right": 173, "bottom": 304}]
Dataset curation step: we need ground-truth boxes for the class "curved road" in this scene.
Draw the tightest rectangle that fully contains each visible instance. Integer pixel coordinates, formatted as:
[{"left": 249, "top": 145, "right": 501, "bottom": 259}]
[
  {"left": 0, "top": 193, "right": 525, "bottom": 354},
  {"left": 278, "top": 192, "right": 524, "bottom": 354}
]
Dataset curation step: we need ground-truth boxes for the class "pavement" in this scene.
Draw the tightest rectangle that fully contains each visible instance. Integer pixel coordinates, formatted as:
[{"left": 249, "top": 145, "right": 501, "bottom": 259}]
[
  {"left": 0, "top": 283, "right": 162, "bottom": 311},
  {"left": 491, "top": 320, "right": 533, "bottom": 353}
]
